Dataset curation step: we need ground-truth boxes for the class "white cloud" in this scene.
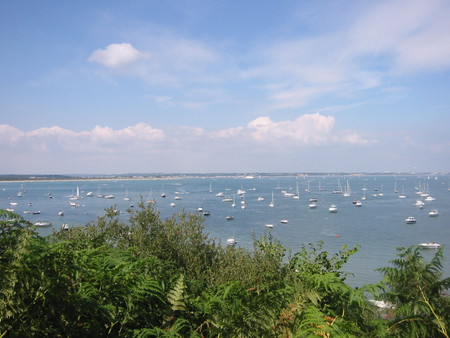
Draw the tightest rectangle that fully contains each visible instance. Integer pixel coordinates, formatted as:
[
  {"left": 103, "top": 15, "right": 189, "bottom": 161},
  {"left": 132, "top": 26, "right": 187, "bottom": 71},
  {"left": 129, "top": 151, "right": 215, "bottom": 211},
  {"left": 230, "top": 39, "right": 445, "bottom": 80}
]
[
  {"left": 88, "top": 43, "right": 149, "bottom": 68},
  {"left": 210, "top": 113, "right": 371, "bottom": 146}
]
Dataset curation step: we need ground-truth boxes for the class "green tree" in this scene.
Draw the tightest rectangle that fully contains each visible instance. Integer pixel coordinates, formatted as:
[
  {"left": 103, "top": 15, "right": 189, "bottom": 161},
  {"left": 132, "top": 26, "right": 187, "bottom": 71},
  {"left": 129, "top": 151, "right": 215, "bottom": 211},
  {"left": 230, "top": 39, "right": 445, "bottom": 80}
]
[{"left": 377, "top": 246, "right": 450, "bottom": 337}]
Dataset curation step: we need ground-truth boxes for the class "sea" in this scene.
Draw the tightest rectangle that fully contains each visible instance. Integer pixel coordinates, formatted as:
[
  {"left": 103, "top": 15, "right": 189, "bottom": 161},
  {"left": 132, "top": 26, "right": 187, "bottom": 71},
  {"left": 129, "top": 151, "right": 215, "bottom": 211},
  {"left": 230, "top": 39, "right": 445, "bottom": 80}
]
[{"left": 2, "top": 174, "right": 449, "bottom": 287}]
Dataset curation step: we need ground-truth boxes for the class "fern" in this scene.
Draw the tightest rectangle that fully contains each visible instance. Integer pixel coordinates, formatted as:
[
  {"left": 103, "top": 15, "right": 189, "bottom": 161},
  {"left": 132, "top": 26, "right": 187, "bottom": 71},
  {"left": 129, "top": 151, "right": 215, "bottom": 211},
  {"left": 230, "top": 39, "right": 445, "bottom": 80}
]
[{"left": 168, "top": 274, "right": 187, "bottom": 312}]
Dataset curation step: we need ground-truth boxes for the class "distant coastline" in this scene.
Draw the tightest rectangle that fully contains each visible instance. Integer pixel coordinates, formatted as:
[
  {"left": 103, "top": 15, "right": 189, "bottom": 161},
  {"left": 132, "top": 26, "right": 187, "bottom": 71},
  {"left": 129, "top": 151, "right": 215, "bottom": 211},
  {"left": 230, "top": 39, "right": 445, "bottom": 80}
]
[{"left": 0, "top": 172, "right": 447, "bottom": 183}]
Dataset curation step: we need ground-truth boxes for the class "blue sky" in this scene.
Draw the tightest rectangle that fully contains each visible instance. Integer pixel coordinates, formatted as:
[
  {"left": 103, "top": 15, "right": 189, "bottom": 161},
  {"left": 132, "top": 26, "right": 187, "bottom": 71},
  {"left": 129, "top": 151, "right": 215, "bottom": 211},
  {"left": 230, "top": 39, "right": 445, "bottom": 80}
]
[{"left": 1, "top": 0, "right": 450, "bottom": 174}]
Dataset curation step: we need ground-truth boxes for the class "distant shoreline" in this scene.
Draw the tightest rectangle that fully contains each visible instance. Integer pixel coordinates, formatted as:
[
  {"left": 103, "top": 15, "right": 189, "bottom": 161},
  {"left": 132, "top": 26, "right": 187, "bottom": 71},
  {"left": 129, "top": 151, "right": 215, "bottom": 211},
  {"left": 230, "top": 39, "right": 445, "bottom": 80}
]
[{"left": 0, "top": 172, "right": 446, "bottom": 184}]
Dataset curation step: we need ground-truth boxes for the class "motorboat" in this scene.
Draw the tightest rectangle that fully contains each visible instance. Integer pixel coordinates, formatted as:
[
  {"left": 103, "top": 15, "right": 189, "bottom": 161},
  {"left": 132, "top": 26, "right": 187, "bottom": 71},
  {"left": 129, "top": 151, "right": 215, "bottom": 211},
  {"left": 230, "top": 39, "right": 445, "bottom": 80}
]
[
  {"left": 86, "top": 191, "right": 94, "bottom": 197},
  {"left": 309, "top": 202, "right": 317, "bottom": 209},
  {"left": 280, "top": 219, "right": 288, "bottom": 224},
  {"left": 203, "top": 211, "right": 211, "bottom": 216},
  {"left": 58, "top": 210, "right": 64, "bottom": 216},
  {"left": 226, "top": 237, "right": 237, "bottom": 246},
  {"left": 104, "top": 194, "right": 115, "bottom": 199},
  {"left": 355, "top": 200, "right": 362, "bottom": 207},
  {"left": 265, "top": 223, "right": 274, "bottom": 228},
  {"left": 405, "top": 216, "right": 417, "bottom": 224},
  {"left": 226, "top": 216, "right": 234, "bottom": 220},
  {"left": 34, "top": 221, "right": 52, "bottom": 227},
  {"left": 428, "top": 209, "right": 439, "bottom": 217},
  {"left": 328, "top": 205, "right": 338, "bottom": 213},
  {"left": 419, "top": 242, "right": 441, "bottom": 249},
  {"left": 215, "top": 192, "right": 224, "bottom": 197}
]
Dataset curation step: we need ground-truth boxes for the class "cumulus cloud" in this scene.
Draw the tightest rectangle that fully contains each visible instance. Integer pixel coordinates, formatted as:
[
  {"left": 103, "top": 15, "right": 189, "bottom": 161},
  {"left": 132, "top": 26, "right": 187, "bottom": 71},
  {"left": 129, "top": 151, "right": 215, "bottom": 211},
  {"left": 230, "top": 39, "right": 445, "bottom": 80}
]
[
  {"left": 0, "top": 123, "right": 165, "bottom": 154},
  {"left": 88, "top": 43, "right": 149, "bottom": 68},
  {"left": 211, "top": 113, "right": 371, "bottom": 146}
]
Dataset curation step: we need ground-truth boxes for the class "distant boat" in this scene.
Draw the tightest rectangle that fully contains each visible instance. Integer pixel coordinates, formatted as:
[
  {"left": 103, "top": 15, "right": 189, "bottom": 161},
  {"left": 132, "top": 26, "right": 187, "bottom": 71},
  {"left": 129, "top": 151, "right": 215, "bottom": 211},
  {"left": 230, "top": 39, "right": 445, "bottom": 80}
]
[
  {"left": 280, "top": 219, "right": 288, "bottom": 224},
  {"left": 215, "top": 192, "right": 224, "bottom": 197},
  {"left": 226, "top": 216, "right": 234, "bottom": 220},
  {"left": 123, "top": 189, "right": 131, "bottom": 201},
  {"left": 70, "top": 186, "right": 81, "bottom": 200},
  {"left": 328, "top": 204, "right": 338, "bottom": 213},
  {"left": 428, "top": 209, "right": 439, "bottom": 217},
  {"left": 226, "top": 237, "right": 237, "bottom": 246},
  {"left": 405, "top": 216, "right": 417, "bottom": 224},
  {"left": 61, "top": 223, "right": 69, "bottom": 230},
  {"left": 269, "top": 191, "right": 274, "bottom": 207},
  {"left": 266, "top": 223, "right": 274, "bottom": 228},
  {"left": 343, "top": 180, "right": 351, "bottom": 197},
  {"left": 309, "top": 202, "right": 317, "bottom": 209},
  {"left": 355, "top": 200, "right": 362, "bottom": 207},
  {"left": 257, "top": 196, "right": 265, "bottom": 201},
  {"left": 104, "top": 194, "right": 115, "bottom": 199},
  {"left": 86, "top": 191, "right": 94, "bottom": 197},
  {"left": 419, "top": 242, "right": 441, "bottom": 249},
  {"left": 58, "top": 210, "right": 64, "bottom": 216},
  {"left": 34, "top": 221, "right": 52, "bottom": 227}
]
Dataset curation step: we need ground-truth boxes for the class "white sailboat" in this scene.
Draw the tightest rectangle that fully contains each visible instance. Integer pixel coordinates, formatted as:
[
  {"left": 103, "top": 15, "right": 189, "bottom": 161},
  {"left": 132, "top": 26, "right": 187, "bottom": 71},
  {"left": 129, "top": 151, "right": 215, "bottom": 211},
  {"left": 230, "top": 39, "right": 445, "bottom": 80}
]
[
  {"left": 123, "top": 188, "right": 131, "bottom": 201},
  {"left": 343, "top": 180, "right": 351, "bottom": 197},
  {"left": 269, "top": 191, "right": 274, "bottom": 207}
]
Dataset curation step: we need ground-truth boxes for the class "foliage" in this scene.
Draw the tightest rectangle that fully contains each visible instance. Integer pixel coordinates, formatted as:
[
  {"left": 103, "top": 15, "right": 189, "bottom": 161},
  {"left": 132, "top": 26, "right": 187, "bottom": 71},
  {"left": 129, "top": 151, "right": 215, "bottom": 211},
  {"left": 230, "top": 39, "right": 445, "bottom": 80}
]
[
  {"left": 377, "top": 246, "right": 450, "bottom": 337},
  {"left": 1, "top": 207, "right": 449, "bottom": 336}
]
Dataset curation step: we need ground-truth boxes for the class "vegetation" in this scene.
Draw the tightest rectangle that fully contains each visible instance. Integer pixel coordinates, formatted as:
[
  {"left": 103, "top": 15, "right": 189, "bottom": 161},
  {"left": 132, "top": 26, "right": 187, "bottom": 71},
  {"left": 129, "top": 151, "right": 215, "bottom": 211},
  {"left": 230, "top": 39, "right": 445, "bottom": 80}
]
[{"left": 1, "top": 205, "right": 449, "bottom": 337}]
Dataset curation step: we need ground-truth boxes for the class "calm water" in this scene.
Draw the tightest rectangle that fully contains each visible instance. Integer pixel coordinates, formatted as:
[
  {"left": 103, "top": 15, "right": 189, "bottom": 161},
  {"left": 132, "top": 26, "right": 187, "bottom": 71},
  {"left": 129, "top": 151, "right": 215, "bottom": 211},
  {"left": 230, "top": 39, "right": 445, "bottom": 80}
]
[{"left": 2, "top": 175, "right": 449, "bottom": 287}]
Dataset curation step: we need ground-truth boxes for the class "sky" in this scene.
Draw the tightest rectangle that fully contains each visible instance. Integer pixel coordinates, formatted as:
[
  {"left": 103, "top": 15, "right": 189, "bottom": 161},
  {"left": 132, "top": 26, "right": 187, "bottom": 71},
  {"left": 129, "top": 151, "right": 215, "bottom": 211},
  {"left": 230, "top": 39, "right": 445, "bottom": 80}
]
[{"left": 1, "top": 0, "right": 450, "bottom": 174}]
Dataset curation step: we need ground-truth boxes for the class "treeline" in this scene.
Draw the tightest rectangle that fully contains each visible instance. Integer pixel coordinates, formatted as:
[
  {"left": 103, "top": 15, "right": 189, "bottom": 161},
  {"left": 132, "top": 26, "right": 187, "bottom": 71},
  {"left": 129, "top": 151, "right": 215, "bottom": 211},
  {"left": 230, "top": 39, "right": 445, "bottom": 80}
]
[{"left": 1, "top": 205, "right": 449, "bottom": 337}]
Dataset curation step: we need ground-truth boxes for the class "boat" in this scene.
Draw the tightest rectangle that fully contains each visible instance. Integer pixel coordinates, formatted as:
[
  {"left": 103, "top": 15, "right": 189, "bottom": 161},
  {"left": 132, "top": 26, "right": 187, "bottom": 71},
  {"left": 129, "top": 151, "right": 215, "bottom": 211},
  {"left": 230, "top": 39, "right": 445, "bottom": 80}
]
[
  {"left": 226, "top": 237, "right": 237, "bottom": 246},
  {"left": 415, "top": 200, "right": 425, "bottom": 208},
  {"left": 124, "top": 189, "right": 131, "bottom": 201},
  {"left": 425, "top": 196, "right": 435, "bottom": 201},
  {"left": 174, "top": 196, "right": 182, "bottom": 200},
  {"left": 61, "top": 223, "right": 69, "bottom": 230},
  {"left": 280, "top": 219, "right": 288, "bottom": 224},
  {"left": 309, "top": 202, "right": 317, "bottom": 209},
  {"left": 203, "top": 211, "right": 211, "bottom": 216},
  {"left": 170, "top": 202, "right": 176, "bottom": 207},
  {"left": 257, "top": 196, "right": 265, "bottom": 201},
  {"left": 309, "top": 197, "right": 318, "bottom": 202},
  {"left": 419, "top": 242, "right": 441, "bottom": 249},
  {"left": 32, "top": 210, "right": 41, "bottom": 215},
  {"left": 215, "top": 192, "right": 224, "bottom": 197},
  {"left": 86, "top": 191, "right": 94, "bottom": 197},
  {"left": 405, "top": 216, "right": 417, "bottom": 224},
  {"left": 34, "top": 221, "right": 52, "bottom": 227},
  {"left": 428, "top": 209, "right": 439, "bottom": 217},
  {"left": 328, "top": 204, "right": 338, "bottom": 213},
  {"left": 197, "top": 206, "right": 203, "bottom": 212},
  {"left": 222, "top": 197, "right": 233, "bottom": 202},
  {"left": 70, "top": 186, "right": 81, "bottom": 200},
  {"left": 355, "top": 200, "right": 362, "bottom": 207},
  {"left": 343, "top": 180, "right": 351, "bottom": 197},
  {"left": 58, "top": 210, "right": 64, "bottom": 216},
  {"left": 104, "top": 194, "right": 115, "bottom": 199},
  {"left": 265, "top": 223, "right": 274, "bottom": 228},
  {"left": 226, "top": 216, "right": 234, "bottom": 220},
  {"left": 69, "top": 201, "right": 80, "bottom": 207},
  {"left": 269, "top": 191, "right": 274, "bottom": 208}
]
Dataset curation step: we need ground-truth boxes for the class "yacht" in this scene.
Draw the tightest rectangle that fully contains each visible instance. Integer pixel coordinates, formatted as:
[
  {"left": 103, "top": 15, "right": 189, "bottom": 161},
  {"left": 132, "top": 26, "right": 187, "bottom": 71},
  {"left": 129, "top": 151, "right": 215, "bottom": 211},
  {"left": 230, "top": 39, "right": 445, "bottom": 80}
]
[
  {"left": 405, "top": 216, "right": 417, "bottom": 224},
  {"left": 328, "top": 204, "right": 338, "bottom": 213},
  {"left": 226, "top": 237, "right": 237, "bottom": 246},
  {"left": 419, "top": 242, "right": 441, "bottom": 249},
  {"left": 428, "top": 209, "right": 439, "bottom": 217},
  {"left": 309, "top": 202, "right": 317, "bottom": 209}
]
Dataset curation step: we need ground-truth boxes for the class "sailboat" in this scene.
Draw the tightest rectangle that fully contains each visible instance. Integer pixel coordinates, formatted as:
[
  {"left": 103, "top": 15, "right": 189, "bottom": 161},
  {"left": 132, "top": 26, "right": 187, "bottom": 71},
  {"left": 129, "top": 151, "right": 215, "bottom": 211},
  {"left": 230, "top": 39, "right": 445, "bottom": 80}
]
[
  {"left": 293, "top": 179, "right": 300, "bottom": 199},
  {"left": 343, "top": 180, "right": 351, "bottom": 197},
  {"left": 70, "top": 186, "right": 81, "bottom": 200},
  {"left": 123, "top": 188, "right": 131, "bottom": 201},
  {"left": 269, "top": 191, "right": 275, "bottom": 207}
]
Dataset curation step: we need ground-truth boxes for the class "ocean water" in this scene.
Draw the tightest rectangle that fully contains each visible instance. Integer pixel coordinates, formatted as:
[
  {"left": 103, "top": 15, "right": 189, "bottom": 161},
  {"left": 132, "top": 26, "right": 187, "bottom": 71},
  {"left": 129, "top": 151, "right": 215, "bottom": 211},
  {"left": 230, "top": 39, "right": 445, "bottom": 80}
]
[{"left": 2, "top": 175, "right": 449, "bottom": 287}]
